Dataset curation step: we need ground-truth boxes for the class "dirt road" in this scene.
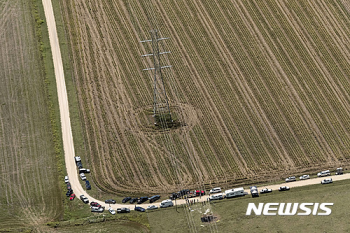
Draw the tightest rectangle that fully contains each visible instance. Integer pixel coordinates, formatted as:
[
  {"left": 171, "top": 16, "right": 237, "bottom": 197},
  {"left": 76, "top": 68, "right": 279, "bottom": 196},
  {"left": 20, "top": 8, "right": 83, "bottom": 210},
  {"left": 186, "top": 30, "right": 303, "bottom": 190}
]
[{"left": 42, "top": 0, "right": 350, "bottom": 210}]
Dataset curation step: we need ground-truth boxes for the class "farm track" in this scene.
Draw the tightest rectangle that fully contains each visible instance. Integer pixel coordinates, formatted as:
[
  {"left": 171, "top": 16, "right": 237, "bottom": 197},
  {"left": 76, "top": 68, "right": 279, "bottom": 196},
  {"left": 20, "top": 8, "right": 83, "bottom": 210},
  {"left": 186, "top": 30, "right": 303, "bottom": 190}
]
[{"left": 57, "top": 0, "right": 350, "bottom": 194}]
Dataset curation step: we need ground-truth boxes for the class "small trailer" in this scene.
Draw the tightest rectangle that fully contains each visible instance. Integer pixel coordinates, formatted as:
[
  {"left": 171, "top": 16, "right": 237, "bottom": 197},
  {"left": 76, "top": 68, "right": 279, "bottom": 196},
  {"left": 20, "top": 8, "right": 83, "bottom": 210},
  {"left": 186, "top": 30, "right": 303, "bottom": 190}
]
[{"left": 225, "top": 187, "right": 246, "bottom": 198}]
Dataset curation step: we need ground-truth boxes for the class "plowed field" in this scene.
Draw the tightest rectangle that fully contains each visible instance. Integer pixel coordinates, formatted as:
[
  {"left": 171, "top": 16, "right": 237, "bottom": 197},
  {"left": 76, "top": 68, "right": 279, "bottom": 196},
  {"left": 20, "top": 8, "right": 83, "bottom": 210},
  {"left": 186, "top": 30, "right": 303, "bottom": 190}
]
[{"left": 58, "top": 0, "right": 350, "bottom": 194}]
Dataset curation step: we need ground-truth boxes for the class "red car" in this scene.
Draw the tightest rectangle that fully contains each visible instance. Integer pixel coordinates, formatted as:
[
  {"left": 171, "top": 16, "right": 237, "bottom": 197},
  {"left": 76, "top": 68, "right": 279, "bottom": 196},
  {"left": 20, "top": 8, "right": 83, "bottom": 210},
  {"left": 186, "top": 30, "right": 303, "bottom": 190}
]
[
  {"left": 70, "top": 194, "right": 76, "bottom": 200},
  {"left": 195, "top": 190, "right": 205, "bottom": 196}
]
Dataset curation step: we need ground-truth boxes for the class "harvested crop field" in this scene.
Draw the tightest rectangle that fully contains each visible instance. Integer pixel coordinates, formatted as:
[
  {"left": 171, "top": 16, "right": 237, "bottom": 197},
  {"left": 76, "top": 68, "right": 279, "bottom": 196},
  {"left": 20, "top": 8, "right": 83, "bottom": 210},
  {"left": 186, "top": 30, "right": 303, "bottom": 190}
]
[
  {"left": 58, "top": 0, "right": 350, "bottom": 194},
  {"left": 0, "top": 0, "right": 62, "bottom": 231}
]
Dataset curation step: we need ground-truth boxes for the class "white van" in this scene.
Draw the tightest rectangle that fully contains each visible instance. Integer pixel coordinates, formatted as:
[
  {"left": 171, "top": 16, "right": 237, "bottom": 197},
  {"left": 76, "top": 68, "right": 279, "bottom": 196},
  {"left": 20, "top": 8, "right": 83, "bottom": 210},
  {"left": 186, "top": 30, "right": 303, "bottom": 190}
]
[
  {"left": 209, "top": 187, "right": 221, "bottom": 194},
  {"left": 209, "top": 193, "right": 223, "bottom": 200},
  {"left": 317, "top": 170, "right": 330, "bottom": 177},
  {"left": 160, "top": 199, "right": 174, "bottom": 208}
]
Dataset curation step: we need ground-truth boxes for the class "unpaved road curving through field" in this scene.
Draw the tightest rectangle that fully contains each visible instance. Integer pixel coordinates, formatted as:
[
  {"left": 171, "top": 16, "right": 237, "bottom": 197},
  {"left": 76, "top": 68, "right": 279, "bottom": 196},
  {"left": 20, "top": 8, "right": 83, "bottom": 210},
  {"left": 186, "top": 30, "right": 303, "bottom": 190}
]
[{"left": 42, "top": 0, "right": 350, "bottom": 210}]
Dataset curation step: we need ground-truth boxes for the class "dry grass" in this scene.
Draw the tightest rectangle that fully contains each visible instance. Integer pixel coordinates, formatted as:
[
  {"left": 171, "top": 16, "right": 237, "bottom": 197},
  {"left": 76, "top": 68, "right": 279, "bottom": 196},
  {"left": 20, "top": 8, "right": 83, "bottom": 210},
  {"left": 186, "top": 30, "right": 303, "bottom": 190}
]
[{"left": 58, "top": 0, "right": 350, "bottom": 194}]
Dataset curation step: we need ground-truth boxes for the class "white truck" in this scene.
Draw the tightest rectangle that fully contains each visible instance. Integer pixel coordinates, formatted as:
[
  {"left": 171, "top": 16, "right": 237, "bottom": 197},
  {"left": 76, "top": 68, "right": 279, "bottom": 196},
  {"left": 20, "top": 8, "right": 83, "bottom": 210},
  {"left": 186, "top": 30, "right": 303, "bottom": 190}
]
[
  {"left": 209, "top": 193, "right": 224, "bottom": 201},
  {"left": 160, "top": 199, "right": 174, "bottom": 208},
  {"left": 225, "top": 187, "right": 246, "bottom": 198},
  {"left": 317, "top": 170, "right": 330, "bottom": 177}
]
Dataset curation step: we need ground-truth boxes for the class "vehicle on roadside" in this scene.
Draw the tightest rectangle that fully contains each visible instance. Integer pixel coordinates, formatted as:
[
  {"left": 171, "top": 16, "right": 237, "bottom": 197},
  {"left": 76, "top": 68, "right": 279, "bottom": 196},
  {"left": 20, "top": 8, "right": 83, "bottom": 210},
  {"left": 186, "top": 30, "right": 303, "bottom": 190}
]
[
  {"left": 285, "top": 176, "right": 296, "bottom": 182},
  {"left": 260, "top": 188, "right": 272, "bottom": 194},
  {"left": 64, "top": 176, "right": 69, "bottom": 183},
  {"left": 70, "top": 194, "right": 76, "bottom": 201},
  {"left": 209, "top": 193, "right": 224, "bottom": 201},
  {"left": 209, "top": 187, "right": 221, "bottom": 194},
  {"left": 317, "top": 170, "right": 331, "bottom": 177},
  {"left": 117, "top": 208, "right": 130, "bottom": 213},
  {"left": 225, "top": 187, "right": 246, "bottom": 198},
  {"left": 85, "top": 180, "right": 91, "bottom": 190},
  {"left": 299, "top": 175, "right": 310, "bottom": 180},
  {"left": 79, "top": 168, "right": 91, "bottom": 173},
  {"left": 195, "top": 190, "right": 205, "bottom": 196},
  {"left": 335, "top": 167, "right": 343, "bottom": 175},
  {"left": 105, "top": 199, "right": 116, "bottom": 204},
  {"left": 66, "top": 189, "right": 73, "bottom": 197},
  {"left": 122, "top": 197, "right": 131, "bottom": 203},
  {"left": 135, "top": 206, "right": 146, "bottom": 212},
  {"left": 129, "top": 198, "right": 138, "bottom": 204},
  {"left": 321, "top": 178, "right": 333, "bottom": 184},
  {"left": 149, "top": 195, "right": 161, "bottom": 203},
  {"left": 91, "top": 207, "right": 104, "bottom": 213},
  {"left": 278, "top": 186, "right": 290, "bottom": 191},
  {"left": 90, "top": 202, "right": 101, "bottom": 208},
  {"left": 80, "top": 195, "right": 89, "bottom": 204},
  {"left": 66, "top": 182, "right": 71, "bottom": 190},
  {"left": 147, "top": 205, "right": 158, "bottom": 210},
  {"left": 75, "top": 157, "right": 83, "bottom": 169},
  {"left": 170, "top": 193, "right": 180, "bottom": 200},
  {"left": 160, "top": 199, "right": 174, "bottom": 208},
  {"left": 79, "top": 173, "right": 86, "bottom": 181},
  {"left": 179, "top": 189, "right": 190, "bottom": 196},
  {"left": 108, "top": 207, "right": 116, "bottom": 215},
  {"left": 137, "top": 196, "right": 149, "bottom": 204},
  {"left": 250, "top": 186, "right": 259, "bottom": 198}
]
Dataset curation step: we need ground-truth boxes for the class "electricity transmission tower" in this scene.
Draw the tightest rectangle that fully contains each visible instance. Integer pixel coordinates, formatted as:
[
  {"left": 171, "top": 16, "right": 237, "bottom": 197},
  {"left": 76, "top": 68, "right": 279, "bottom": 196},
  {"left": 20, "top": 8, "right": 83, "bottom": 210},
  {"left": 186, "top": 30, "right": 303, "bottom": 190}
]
[{"left": 141, "top": 29, "right": 173, "bottom": 126}]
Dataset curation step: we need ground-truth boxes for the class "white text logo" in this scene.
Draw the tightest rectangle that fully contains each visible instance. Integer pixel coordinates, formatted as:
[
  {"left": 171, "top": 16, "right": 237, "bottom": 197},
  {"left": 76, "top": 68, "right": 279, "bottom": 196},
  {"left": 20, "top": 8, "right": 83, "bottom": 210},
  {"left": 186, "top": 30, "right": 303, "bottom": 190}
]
[{"left": 246, "top": 203, "right": 333, "bottom": 216}]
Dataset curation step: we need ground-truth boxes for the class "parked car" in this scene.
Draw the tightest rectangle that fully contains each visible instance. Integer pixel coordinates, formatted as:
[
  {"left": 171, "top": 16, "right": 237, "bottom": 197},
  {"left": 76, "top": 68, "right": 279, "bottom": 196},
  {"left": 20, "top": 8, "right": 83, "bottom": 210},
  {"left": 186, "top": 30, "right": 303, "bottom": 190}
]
[
  {"left": 137, "top": 196, "right": 149, "bottom": 204},
  {"left": 90, "top": 202, "right": 101, "bottom": 207},
  {"left": 85, "top": 180, "right": 91, "bottom": 190},
  {"left": 79, "top": 168, "right": 91, "bottom": 173},
  {"left": 335, "top": 167, "right": 343, "bottom": 175},
  {"left": 209, "top": 187, "right": 221, "bottom": 194},
  {"left": 160, "top": 199, "right": 174, "bottom": 208},
  {"left": 260, "top": 188, "right": 272, "bottom": 194},
  {"left": 209, "top": 193, "right": 224, "bottom": 201},
  {"left": 321, "top": 178, "right": 333, "bottom": 184},
  {"left": 76, "top": 161, "right": 83, "bottom": 169},
  {"left": 135, "top": 206, "right": 146, "bottom": 212},
  {"left": 117, "top": 208, "right": 130, "bottom": 213},
  {"left": 105, "top": 199, "right": 116, "bottom": 204},
  {"left": 66, "top": 182, "right": 71, "bottom": 190},
  {"left": 108, "top": 207, "right": 116, "bottom": 215},
  {"left": 122, "top": 197, "right": 131, "bottom": 203},
  {"left": 195, "top": 190, "right": 205, "bottom": 196},
  {"left": 285, "top": 176, "right": 296, "bottom": 182},
  {"left": 129, "top": 198, "right": 138, "bottom": 204},
  {"left": 149, "top": 195, "right": 160, "bottom": 203},
  {"left": 179, "top": 189, "right": 190, "bottom": 196},
  {"left": 147, "top": 205, "right": 158, "bottom": 210},
  {"left": 299, "top": 175, "right": 310, "bottom": 180},
  {"left": 79, "top": 173, "right": 86, "bottom": 181},
  {"left": 317, "top": 170, "right": 331, "bottom": 177},
  {"left": 278, "top": 186, "right": 290, "bottom": 191},
  {"left": 91, "top": 207, "right": 104, "bottom": 213},
  {"left": 170, "top": 193, "right": 180, "bottom": 200},
  {"left": 70, "top": 193, "right": 76, "bottom": 200},
  {"left": 66, "top": 189, "right": 73, "bottom": 197},
  {"left": 80, "top": 195, "right": 89, "bottom": 204},
  {"left": 64, "top": 176, "right": 69, "bottom": 183}
]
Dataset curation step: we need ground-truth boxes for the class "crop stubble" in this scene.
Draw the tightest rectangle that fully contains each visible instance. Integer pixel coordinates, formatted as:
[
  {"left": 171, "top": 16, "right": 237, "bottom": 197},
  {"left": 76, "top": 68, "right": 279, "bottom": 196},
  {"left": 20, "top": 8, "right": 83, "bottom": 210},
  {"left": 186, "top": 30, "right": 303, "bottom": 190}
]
[
  {"left": 58, "top": 0, "right": 350, "bottom": 194},
  {"left": 0, "top": 0, "right": 62, "bottom": 231}
]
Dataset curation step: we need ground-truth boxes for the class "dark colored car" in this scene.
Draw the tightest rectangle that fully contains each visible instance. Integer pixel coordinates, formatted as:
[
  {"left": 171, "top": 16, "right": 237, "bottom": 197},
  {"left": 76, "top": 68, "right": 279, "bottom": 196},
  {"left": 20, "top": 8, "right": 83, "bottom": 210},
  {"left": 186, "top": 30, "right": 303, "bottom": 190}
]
[
  {"left": 134, "top": 206, "right": 145, "bottom": 212},
  {"left": 117, "top": 208, "right": 130, "bottom": 213},
  {"left": 129, "top": 198, "right": 138, "bottom": 204},
  {"left": 85, "top": 180, "right": 91, "bottom": 190},
  {"left": 137, "top": 196, "right": 149, "bottom": 204},
  {"left": 149, "top": 195, "right": 161, "bottom": 203},
  {"left": 122, "top": 197, "right": 132, "bottom": 203},
  {"left": 179, "top": 189, "right": 190, "bottom": 196},
  {"left": 66, "top": 189, "right": 73, "bottom": 197},
  {"left": 66, "top": 182, "right": 71, "bottom": 190},
  {"left": 90, "top": 202, "right": 100, "bottom": 207},
  {"left": 105, "top": 199, "right": 116, "bottom": 204},
  {"left": 170, "top": 193, "right": 179, "bottom": 200},
  {"left": 76, "top": 161, "right": 83, "bottom": 169}
]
